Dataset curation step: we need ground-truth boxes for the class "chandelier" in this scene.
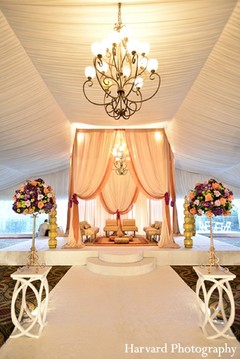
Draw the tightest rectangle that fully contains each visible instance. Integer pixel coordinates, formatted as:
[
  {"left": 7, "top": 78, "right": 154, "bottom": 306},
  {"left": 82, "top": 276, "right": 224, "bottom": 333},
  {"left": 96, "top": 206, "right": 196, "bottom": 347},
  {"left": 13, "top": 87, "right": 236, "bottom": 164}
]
[
  {"left": 83, "top": 3, "right": 161, "bottom": 120},
  {"left": 112, "top": 140, "right": 129, "bottom": 175}
]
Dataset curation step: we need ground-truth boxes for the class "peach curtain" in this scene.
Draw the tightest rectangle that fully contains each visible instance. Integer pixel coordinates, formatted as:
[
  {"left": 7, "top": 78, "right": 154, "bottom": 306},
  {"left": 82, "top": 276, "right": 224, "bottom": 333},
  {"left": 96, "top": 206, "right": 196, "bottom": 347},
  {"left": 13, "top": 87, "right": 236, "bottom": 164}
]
[
  {"left": 125, "top": 129, "right": 179, "bottom": 248},
  {"left": 65, "top": 129, "right": 115, "bottom": 247}
]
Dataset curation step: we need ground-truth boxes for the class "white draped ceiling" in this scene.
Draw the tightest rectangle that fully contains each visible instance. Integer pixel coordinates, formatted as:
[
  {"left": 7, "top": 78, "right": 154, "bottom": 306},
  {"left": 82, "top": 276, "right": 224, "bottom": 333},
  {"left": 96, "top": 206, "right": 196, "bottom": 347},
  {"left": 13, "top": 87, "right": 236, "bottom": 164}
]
[{"left": 0, "top": 0, "right": 240, "bottom": 196}]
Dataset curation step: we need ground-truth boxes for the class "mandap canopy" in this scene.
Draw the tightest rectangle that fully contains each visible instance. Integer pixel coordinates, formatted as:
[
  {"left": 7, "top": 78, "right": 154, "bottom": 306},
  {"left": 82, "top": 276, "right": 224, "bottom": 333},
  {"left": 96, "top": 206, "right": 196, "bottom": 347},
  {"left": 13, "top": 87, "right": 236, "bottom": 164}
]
[{"left": 65, "top": 128, "right": 179, "bottom": 248}]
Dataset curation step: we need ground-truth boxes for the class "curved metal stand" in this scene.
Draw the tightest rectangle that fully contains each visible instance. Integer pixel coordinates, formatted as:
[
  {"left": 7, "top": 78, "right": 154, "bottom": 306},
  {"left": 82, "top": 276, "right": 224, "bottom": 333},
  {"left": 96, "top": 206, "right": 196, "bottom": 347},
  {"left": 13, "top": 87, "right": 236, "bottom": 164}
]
[
  {"left": 194, "top": 266, "right": 236, "bottom": 339},
  {"left": 10, "top": 266, "right": 51, "bottom": 338}
]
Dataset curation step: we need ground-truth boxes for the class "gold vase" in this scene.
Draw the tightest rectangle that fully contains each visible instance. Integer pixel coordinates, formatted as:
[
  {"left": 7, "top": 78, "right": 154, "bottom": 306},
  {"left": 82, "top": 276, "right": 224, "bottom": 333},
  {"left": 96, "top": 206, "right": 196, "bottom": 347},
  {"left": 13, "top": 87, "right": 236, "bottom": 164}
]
[{"left": 208, "top": 216, "right": 219, "bottom": 272}]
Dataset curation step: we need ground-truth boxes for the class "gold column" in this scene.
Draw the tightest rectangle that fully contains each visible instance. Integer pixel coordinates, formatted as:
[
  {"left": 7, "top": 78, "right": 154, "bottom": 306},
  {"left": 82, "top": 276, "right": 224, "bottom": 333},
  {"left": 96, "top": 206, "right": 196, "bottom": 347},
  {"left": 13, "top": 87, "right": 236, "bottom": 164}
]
[
  {"left": 48, "top": 206, "right": 58, "bottom": 249},
  {"left": 183, "top": 195, "right": 195, "bottom": 248}
]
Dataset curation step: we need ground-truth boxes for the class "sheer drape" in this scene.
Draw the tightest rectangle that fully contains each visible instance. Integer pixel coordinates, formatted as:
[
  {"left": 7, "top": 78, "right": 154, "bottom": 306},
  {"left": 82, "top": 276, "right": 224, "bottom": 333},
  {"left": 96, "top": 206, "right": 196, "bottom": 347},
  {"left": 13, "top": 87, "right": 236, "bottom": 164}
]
[
  {"left": 100, "top": 171, "right": 139, "bottom": 214},
  {"left": 125, "top": 129, "right": 179, "bottom": 247},
  {"left": 65, "top": 129, "right": 115, "bottom": 247}
]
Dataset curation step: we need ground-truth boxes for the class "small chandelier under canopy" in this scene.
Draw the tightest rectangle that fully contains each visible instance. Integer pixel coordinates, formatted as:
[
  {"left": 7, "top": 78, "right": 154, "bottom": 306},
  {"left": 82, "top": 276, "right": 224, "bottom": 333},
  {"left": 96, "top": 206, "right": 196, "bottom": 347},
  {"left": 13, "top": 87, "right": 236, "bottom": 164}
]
[
  {"left": 83, "top": 2, "right": 161, "bottom": 120},
  {"left": 112, "top": 139, "right": 129, "bottom": 175}
]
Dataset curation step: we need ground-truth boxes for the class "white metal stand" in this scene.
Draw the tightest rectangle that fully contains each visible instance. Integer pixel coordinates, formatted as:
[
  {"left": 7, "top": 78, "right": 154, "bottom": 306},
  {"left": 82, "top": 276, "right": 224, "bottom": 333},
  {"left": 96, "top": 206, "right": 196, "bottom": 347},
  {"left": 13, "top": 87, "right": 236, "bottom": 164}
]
[
  {"left": 193, "top": 266, "right": 236, "bottom": 339},
  {"left": 10, "top": 266, "right": 51, "bottom": 338}
]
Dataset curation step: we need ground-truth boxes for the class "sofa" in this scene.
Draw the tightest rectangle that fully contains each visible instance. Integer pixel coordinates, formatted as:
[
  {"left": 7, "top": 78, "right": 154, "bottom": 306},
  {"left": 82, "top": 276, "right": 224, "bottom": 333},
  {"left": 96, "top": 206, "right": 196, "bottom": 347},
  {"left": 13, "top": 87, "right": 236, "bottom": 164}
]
[
  {"left": 121, "top": 219, "right": 138, "bottom": 237},
  {"left": 103, "top": 219, "right": 119, "bottom": 237},
  {"left": 143, "top": 221, "right": 162, "bottom": 242},
  {"left": 79, "top": 221, "right": 99, "bottom": 243}
]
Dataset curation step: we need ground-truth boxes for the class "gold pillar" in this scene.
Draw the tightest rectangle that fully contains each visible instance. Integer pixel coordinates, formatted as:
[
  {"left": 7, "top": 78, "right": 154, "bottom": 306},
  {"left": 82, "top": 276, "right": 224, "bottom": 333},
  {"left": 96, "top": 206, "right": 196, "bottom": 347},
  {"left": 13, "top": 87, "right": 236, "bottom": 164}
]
[
  {"left": 183, "top": 195, "right": 195, "bottom": 248},
  {"left": 48, "top": 206, "right": 58, "bottom": 249}
]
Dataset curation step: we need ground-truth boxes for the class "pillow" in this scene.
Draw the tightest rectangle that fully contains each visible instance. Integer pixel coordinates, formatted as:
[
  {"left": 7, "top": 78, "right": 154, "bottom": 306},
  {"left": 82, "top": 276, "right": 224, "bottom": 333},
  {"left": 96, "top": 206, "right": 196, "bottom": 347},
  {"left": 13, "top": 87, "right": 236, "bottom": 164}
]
[
  {"left": 154, "top": 221, "right": 162, "bottom": 230},
  {"left": 80, "top": 221, "right": 90, "bottom": 230}
]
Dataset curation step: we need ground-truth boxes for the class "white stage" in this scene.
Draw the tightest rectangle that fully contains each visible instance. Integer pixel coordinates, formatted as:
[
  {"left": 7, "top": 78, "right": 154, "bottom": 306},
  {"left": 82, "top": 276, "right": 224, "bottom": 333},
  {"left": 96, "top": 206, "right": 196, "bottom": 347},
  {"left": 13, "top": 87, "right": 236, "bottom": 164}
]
[{"left": 0, "top": 234, "right": 239, "bottom": 266}]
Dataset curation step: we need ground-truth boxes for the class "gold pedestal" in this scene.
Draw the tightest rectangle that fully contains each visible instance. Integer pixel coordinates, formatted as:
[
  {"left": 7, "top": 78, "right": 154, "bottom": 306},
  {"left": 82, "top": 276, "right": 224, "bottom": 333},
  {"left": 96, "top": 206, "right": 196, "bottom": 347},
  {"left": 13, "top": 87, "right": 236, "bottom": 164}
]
[
  {"left": 48, "top": 207, "right": 58, "bottom": 249},
  {"left": 183, "top": 195, "right": 195, "bottom": 248}
]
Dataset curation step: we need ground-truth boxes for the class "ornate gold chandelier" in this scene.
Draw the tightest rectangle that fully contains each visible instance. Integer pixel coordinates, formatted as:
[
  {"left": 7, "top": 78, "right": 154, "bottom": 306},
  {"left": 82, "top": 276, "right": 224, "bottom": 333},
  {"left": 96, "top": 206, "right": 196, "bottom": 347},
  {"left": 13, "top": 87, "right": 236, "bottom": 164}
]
[{"left": 83, "top": 3, "right": 161, "bottom": 120}]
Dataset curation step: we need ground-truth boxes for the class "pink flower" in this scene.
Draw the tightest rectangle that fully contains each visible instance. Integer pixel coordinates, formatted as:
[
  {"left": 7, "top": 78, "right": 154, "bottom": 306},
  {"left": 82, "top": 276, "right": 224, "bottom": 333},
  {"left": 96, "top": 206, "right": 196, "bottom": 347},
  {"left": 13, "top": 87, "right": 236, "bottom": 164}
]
[
  {"left": 214, "top": 200, "right": 221, "bottom": 206},
  {"left": 213, "top": 190, "right": 221, "bottom": 197},
  {"left": 25, "top": 200, "right": 31, "bottom": 207}
]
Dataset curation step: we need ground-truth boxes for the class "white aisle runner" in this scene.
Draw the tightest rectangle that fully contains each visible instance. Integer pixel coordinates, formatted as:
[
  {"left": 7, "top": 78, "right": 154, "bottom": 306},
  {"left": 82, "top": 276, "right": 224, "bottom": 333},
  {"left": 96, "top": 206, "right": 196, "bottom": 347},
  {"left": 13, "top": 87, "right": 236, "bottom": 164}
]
[{"left": 0, "top": 266, "right": 239, "bottom": 359}]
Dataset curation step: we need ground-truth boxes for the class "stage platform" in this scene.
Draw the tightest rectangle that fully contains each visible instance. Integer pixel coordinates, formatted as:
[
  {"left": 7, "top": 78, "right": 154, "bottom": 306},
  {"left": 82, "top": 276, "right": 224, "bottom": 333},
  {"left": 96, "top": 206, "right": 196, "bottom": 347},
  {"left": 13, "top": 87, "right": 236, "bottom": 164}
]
[{"left": 0, "top": 234, "right": 239, "bottom": 266}]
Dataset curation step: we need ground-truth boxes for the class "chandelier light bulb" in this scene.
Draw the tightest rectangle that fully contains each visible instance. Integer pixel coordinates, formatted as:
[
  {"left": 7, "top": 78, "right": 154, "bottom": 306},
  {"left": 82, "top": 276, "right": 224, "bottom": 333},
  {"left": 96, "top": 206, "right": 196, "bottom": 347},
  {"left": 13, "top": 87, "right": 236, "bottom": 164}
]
[
  {"left": 91, "top": 42, "right": 105, "bottom": 56},
  {"left": 97, "top": 61, "right": 108, "bottom": 73},
  {"left": 85, "top": 66, "right": 96, "bottom": 79},
  {"left": 134, "top": 77, "right": 144, "bottom": 89},
  {"left": 139, "top": 57, "right": 148, "bottom": 69},
  {"left": 147, "top": 58, "right": 158, "bottom": 72},
  {"left": 107, "top": 31, "right": 121, "bottom": 46},
  {"left": 123, "top": 67, "right": 131, "bottom": 78},
  {"left": 119, "top": 26, "right": 130, "bottom": 40},
  {"left": 140, "top": 42, "right": 150, "bottom": 55},
  {"left": 127, "top": 40, "right": 140, "bottom": 54}
]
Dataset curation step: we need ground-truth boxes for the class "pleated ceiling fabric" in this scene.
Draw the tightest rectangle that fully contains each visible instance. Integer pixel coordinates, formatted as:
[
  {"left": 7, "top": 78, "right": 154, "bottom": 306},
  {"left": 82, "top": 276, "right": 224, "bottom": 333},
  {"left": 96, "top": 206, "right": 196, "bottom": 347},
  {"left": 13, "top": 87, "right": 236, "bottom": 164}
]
[{"left": 0, "top": 1, "right": 239, "bottom": 194}]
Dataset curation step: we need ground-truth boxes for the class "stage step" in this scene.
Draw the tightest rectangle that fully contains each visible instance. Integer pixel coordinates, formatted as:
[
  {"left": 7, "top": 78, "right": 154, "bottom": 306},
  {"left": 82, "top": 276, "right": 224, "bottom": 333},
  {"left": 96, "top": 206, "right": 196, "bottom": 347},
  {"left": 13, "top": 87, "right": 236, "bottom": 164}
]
[
  {"left": 87, "top": 252, "right": 156, "bottom": 276},
  {"left": 99, "top": 251, "right": 143, "bottom": 263}
]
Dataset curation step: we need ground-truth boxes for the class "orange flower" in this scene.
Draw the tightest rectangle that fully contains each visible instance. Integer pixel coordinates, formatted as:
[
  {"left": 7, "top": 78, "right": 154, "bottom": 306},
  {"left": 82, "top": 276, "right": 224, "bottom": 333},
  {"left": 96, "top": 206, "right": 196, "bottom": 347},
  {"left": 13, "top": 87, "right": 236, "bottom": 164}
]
[
  {"left": 43, "top": 188, "right": 49, "bottom": 194},
  {"left": 189, "top": 208, "right": 197, "bottom": 215},
  {"left": 28, "top": 208, "right": 34, "bottom": 214},
  {"left": 228, "top": 195, "right": 234, "bottom": 201},
  {"left": 205, "top": 211, "right": 213, "bottom": 217},
  {"left": 189, "top": 192, "right": 195, "bottom": 200},
  {"left": 220, "top": 197, "right": 226, "bottom": 205},
  {"left": 205, "top": 193, "right": 213, "bottom": 201},
  {"left": 38, "top": 201, "right": 44, "bottom": 209},
  {"left": 30, "top": 180, "right": 37, "bottom": 186},
  {"left": 223, "top": 211, "right": 231, "bottom": 217},
  {"left": 212, "top": 182, "right": 220, "bottom": 190}
]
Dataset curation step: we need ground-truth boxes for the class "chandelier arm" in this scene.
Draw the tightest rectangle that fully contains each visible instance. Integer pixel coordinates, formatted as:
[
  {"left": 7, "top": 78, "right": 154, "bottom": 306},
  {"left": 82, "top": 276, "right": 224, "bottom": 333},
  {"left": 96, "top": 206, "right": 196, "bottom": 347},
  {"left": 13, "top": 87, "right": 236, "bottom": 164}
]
[
  {"left": 121, "top": 53, "right": 141, "bottom": 99},
  {"left": 127, "top": 72, "right": 161, "bottom": 104},
  {"left": 112, "top": 47, "right": 125, "bottom": 92},
  {"left": 124, "top": 96, "right": 141, "bottom": 117},
  {"left": 105, "top": 96, "right": 122, "bottom": 120},
  {"left": 94, "top": 57, "right": 118, "bottom": 95},
  {"left": 83, "top": 79, "right": 108, "bottom": 106}
]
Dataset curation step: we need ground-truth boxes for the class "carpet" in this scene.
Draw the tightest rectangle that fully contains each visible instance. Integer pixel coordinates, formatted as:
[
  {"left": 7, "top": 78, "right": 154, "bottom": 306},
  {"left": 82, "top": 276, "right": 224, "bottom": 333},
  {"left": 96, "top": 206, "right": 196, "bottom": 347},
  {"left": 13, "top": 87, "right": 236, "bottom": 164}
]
[
  {"left": 0, "top": 265, "right": 71, "bottom": 348},
  {"left": 172, "top": 265, "right": 240, "bottom": 342},
  {"left": 85, "top": 235, "right": 156, "bottom": 246},
  {"left": 0, "top": 265, "right": 239, "bottom": 349}
]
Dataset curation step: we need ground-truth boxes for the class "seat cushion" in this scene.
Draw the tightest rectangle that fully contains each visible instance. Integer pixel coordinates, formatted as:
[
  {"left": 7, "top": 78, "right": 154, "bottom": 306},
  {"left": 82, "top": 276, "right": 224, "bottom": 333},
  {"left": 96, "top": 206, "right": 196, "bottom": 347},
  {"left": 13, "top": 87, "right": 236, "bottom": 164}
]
[
  {"left": 105, "top": 219, "right": 118, "bottom": 227},
  {"left": 122, "top": 219, "right": 135, "bottom": 226}
]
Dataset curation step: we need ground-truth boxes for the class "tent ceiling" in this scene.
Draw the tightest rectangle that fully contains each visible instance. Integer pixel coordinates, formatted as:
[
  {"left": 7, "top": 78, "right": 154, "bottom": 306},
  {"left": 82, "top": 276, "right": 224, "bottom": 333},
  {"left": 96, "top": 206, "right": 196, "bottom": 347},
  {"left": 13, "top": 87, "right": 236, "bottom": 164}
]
[{"left": 0, "top": 0, "right": 240, "bottom": 191}]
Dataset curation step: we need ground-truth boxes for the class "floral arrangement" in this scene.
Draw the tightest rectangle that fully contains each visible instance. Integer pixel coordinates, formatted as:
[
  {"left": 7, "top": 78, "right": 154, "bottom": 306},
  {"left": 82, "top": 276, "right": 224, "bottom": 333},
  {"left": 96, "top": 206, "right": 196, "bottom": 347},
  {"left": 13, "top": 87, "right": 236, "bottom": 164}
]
[
  {"left": 188, "top": 178, "right": 233, "bottom": 217},
  {"left": 12, "top": 178, "right": 56, "bottom": 215}
]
